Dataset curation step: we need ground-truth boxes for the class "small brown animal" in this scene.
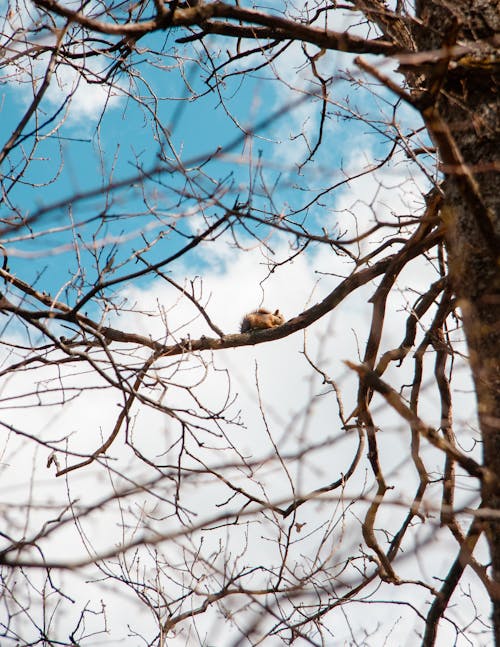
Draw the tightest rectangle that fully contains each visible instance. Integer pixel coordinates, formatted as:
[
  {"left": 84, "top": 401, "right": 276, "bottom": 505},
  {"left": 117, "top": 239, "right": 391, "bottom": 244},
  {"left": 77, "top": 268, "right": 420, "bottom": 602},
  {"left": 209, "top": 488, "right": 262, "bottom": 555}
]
[{"left": 240, "top": 308, "right": 285, "bottom": 333}]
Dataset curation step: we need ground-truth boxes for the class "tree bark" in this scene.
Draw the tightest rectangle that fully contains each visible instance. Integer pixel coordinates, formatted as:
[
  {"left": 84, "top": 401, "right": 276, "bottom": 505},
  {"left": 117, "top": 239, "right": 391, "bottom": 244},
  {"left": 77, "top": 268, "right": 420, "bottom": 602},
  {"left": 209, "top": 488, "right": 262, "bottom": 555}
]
[
  {"left": 367, "top": 0, "right": 500, "bottom": 638},
  {"left": 413, "top": 0, "right": 500, "bottom": 639}
]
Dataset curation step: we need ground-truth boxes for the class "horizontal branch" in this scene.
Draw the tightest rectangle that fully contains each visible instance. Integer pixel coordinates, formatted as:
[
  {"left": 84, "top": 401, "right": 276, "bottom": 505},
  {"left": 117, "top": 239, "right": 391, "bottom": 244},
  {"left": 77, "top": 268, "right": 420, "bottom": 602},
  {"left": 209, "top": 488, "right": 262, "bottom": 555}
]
[
  {"left": 33, "top": 0, "right": 398, "bottom": 56},
  {"left": 0, "top": 228, "right": 442, "bottom": 357},
  {"left": 2, "top": 494, "right": 496, "bottom": 570}
]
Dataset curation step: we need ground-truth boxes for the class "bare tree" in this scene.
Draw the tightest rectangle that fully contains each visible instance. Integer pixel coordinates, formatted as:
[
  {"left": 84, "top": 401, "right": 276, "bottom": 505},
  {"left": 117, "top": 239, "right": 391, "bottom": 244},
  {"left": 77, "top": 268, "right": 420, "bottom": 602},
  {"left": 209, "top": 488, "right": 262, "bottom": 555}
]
[{"left": 0, "top": 1, "right": 498, "bottom": 645}]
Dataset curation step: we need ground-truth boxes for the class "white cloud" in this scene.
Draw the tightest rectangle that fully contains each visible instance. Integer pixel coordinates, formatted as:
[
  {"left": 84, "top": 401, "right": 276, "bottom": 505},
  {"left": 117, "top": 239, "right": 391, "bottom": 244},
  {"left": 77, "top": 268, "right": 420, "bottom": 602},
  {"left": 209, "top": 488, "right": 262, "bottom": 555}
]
[
  {"left": 1, "top": 0, "right": 124, "bottom": 126},
  {"left": 0, "top": 227, "right": 486, "bottom": 643}
]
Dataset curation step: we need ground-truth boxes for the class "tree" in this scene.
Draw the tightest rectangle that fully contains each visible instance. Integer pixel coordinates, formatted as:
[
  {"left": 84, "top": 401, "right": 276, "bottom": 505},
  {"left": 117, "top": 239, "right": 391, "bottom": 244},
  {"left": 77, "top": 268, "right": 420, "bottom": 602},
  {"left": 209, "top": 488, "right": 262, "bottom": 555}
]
[{"left": 0, "top": 0, "right": 498, "bottom": 644}]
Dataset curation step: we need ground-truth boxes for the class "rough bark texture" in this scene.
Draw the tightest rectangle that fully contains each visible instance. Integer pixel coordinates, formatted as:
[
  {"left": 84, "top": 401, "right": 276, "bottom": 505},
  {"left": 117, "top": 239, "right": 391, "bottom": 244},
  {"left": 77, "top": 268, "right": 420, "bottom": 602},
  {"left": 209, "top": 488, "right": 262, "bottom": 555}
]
[
  {"left": 415, "top": 0, "right": 500, "bottom": 638},
  {"left": 377, "top": 0, "right": 500, "bottom": 638}
]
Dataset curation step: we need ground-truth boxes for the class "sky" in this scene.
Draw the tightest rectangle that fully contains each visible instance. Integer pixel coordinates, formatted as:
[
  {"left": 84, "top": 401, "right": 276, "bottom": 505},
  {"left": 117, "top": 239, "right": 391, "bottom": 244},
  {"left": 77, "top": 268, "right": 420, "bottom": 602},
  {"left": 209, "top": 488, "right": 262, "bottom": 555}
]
[{"left": 0, "top": 2, "right": 490, "bottom": 646}]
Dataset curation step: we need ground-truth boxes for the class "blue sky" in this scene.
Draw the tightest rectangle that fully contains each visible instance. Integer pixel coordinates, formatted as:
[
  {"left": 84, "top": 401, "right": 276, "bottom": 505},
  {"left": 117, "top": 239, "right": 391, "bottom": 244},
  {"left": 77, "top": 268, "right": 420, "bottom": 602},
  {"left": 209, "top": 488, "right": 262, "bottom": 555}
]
[{"left": 1, "top": 11, "right": 434, "bottom": 313}]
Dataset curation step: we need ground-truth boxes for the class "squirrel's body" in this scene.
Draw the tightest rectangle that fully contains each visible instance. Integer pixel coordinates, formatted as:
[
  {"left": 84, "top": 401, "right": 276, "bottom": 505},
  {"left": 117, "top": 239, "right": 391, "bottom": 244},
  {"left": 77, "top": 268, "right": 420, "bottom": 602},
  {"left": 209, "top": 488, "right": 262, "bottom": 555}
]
[{"left": 240, "top": 308, "right": 285, "bottom": 333}]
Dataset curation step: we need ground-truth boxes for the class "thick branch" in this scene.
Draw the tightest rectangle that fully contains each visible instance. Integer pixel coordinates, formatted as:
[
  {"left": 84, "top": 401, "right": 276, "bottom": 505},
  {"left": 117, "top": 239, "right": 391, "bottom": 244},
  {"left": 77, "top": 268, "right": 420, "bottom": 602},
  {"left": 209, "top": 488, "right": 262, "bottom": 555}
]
[{"left": 33, "top": 0, "right": 398, "bottom": 55}]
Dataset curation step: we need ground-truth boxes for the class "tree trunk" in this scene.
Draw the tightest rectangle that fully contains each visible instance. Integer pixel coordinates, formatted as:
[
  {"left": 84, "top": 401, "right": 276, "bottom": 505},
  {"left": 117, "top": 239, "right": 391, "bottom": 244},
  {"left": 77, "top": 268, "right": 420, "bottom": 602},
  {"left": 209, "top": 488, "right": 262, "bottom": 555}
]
[{"left": 413, "top": 0, "right": 500, "bottom": 638}]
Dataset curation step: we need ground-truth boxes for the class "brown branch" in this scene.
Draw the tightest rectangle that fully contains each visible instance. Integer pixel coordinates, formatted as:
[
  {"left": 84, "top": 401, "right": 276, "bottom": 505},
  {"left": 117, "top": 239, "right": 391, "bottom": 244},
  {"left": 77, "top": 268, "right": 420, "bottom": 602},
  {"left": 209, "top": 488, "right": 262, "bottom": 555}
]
[
  {"left": 422, "top": 508, "right": 484, "bottom": 647},
  {"left": 354, "top": 49, "right": 498, "bottom": 257},
  {"left": 55, "top": 351, "right": 161, "bottom": 476},
  {"left": 360, "top": 406, "right": 397, "bottom": 581},
  {"left": 70, "top": 213, "right": 231, "bottom": 314},
  {"left": 355, "top": 55, "right": 415, "bottom": 105},
  {"left": 281, "top": 427, "right": 365, "bottom": 518},
  {"left": 0, "top": 24, "right": 69, "bottom": 165},
  {"left": 0, "top": 228, "right": 442, "bottom": 358},
  {"left": 433, "top": 320, "right": 456, "bottom": 529},
  {"left": 135, "top": 259, "right": 225, "bottom": 338},
  {"left": 33, "top": 0, "right": 399, "bottom": 55},
  {"left": 345, "top": 361, "right": 486, "bottom": 482},
  {"left": 374, "top": 276, "right": 447, "bottom": 376}
]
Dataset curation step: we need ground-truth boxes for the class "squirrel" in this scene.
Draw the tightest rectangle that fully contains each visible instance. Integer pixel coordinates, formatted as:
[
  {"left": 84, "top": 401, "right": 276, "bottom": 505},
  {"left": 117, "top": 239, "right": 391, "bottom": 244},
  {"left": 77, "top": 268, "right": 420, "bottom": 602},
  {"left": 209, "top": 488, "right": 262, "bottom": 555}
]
[{"left": 240, "top": 308, "right": 285, "bottom": 333}]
